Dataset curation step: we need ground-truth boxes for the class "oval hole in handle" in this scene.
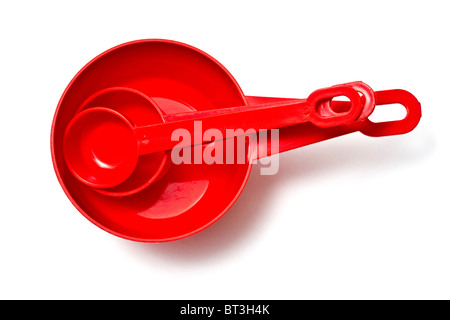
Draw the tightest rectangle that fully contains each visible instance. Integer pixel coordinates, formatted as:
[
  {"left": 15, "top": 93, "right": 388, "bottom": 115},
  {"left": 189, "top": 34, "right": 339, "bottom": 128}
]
[
  {"left": 368, "top": 103, "right": 407, "bottom": 123},
  {"left": 307, "top": 85, "right": 363, "bottom": 128},
  {"left": 360, "top": 89, "right": 421, "bottom": 137}
]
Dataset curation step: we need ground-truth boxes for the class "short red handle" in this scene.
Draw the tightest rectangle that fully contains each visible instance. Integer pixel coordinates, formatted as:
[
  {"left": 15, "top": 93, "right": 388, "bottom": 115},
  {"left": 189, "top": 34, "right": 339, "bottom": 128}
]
[{"left": 359, "top": 89, "right": 422, "bottom": 137}]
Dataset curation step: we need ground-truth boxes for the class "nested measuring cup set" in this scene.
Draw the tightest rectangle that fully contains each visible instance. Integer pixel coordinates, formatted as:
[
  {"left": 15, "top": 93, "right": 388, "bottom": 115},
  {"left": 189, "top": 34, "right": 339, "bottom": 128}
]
[{"left": 51, "top": 39, "right": 421, "bottom": 242}]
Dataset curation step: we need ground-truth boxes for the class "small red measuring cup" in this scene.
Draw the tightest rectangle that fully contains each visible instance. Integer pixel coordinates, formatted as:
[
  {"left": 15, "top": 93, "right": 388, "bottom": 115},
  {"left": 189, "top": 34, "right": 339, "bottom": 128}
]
[
  {"left": 63, "top": 84, "right": 364, "bottom": 189},
  {"left": 51, "top": 39, "right": 421, "bottom": 242}
]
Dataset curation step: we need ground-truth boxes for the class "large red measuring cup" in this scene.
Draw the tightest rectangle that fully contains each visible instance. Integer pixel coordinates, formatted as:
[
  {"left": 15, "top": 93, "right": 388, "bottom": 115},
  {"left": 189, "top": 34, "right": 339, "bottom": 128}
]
[{"left": 51, "top": 39, "right": 421, "bottom": 242}]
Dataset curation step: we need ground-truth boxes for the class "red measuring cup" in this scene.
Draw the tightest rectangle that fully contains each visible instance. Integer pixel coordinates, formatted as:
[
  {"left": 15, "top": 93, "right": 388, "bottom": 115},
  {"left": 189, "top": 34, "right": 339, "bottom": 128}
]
[
  {"left": 63, "top": 83, "right": 364, "bottom": 190},
  {"left": 51, "top": 39, "right": 421, "bottom": 242}
]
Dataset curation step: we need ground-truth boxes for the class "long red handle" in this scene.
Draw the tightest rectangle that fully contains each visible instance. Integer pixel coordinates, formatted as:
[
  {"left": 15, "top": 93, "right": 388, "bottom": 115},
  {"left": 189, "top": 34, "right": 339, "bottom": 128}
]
[
  {"left": 135, "top": 83, "right": 365, "bottom": 155},
  {"left": 251, "top": 89, "right": 422, "bottom": 160}
]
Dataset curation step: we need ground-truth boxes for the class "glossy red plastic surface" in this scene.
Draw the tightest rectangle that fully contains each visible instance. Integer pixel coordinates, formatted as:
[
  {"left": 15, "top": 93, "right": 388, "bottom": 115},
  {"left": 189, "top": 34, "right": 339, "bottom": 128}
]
[
  {"left": 51, "top": 39, "right": 421, "bottom": 242},
  {"left": 63, "top": 83, "right": 365, "bottom": 189}
]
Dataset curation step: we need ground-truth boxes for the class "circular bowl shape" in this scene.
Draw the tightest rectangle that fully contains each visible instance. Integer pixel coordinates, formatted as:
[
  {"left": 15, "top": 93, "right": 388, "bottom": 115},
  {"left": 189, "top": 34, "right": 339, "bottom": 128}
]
[
  {"left": 75, "top": 87, "right": 169, "bottom": 197},
  {"left": 63, "top": 107, "right": 141, "bottom": 189},
  {"left": 51, "top": 39, "right": 252, "bottom": 242}
]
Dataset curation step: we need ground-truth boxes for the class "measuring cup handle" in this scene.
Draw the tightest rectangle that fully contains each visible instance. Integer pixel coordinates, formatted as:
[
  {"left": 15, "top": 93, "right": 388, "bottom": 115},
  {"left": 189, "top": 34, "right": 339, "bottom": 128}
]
[
  {"left": 359, "top": 89, "right": 422, "bottom": 137},
  {"left": 253, "top": 88, "right": 421, "bottom": 159},
  {"left": 306, "top": 84, "right": 364, "bottom": 128}
]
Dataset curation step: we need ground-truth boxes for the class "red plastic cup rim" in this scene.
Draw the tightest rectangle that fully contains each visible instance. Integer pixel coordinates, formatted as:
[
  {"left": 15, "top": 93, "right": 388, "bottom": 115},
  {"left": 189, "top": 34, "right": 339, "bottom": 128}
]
[{"left": 51, "top": 39, "right": 253, "bottom": 242}]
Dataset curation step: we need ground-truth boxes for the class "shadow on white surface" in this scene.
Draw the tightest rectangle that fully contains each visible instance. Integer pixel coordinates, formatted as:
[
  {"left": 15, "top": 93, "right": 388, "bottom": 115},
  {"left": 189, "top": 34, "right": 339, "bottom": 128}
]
[{"left": 117, "top": 126, "right": 435, "bottom": 265}]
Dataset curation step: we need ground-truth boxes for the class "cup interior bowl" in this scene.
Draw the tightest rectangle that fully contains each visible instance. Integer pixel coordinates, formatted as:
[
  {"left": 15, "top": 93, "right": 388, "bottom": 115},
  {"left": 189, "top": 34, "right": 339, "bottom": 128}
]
[{"left": 51, "top": 39, "right": 252, "bottom": 241}]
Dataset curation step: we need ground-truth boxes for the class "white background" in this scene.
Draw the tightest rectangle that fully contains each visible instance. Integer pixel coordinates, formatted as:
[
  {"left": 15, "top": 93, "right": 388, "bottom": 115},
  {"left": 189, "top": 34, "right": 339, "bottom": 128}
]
[{"left": 0, "top": 1, "right": 448, "bottom": 299}]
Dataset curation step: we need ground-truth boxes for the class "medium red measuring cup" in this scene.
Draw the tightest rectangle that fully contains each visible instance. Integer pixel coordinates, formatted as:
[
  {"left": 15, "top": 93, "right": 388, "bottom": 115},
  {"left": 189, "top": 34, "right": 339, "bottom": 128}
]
[{"left": 51, "top": 39, "right": 421, "bottom": 242}]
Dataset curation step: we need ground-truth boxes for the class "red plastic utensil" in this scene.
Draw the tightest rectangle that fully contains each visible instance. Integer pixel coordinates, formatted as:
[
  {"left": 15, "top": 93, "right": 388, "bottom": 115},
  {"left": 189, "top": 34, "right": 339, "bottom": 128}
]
[
  {"left": 51, "top": 39, "right": 421, "bottom": 242},
  {"left": 63, "top": 84, "right": 364, "bottom": 189}
]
